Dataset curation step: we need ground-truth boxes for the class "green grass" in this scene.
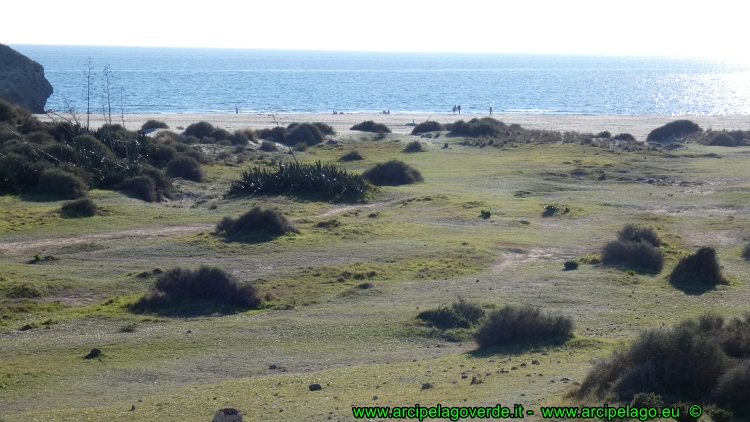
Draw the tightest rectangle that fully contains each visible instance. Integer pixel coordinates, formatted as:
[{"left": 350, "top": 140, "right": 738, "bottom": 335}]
[{"left": 3, "top": 131, "right": 750, "bottom": 419}]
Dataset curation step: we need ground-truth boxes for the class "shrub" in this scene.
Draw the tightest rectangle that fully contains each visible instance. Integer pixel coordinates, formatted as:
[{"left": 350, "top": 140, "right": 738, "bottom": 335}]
[
  {"left": 411, "top": 121, "right": 445, "bottom": 134},
  {"left": 709, "top": 133, "right": 736, "bottom": 147},
  {"left": 287, "top": 123, "right": 324, "bottom": 146},
  {"left": 597, "top": 131, "right": 612, "bottom": 138},
  {"left": 256, "top": 127, "right": 287, "bottom": 143},
  {"left": 141, "top": 120, "right": 169, "bottom": 130},
  {"left": 575, "top": 314, "right": 750, "bottom": 413},
  {"left": 0, "top": 99, "right": 13, "bottom": 122},
  {"left": 294, "top": 142, "right": 308, "bottom": 151},
  {"left": 259, "top": 140, "right": 277, "bottom": 152},
  {"left": 743, "top": 244, "right": 750, "bottom": 260},
  {"left": 184, "top": 121, "right": 215, "bottom": 139},
  {"left": 130, "top": 266, "right": 261, "bottom": 311},
  {"left": 669, "top": 247, "right": 726, "bottom": 286},
  {"left": 564, "top": 260, "right": 579, "bottom": 270},
  {"left": 147, "top": 143, "right": 177, "bottom": 167},
  {"left": 217, "top": 206, "right": 298, "bottom": 236},
  {"left": 473, "top": 305, "right": 573, "bottom": 348},
  {"left": 617, "top": 224, "right": 662, "bottom": 246},
  {"left": 60, "top": 198, "right": 98, "bottom": 217},
  {"left": 350, "top": 120, "right": 391, "bottom": 133},
  {"left": 713, "top": 361, "right": 750, "bottom": 413},
  {"left": 165, "top": 156, "right": 203, "bottom": 182},
  {"left": 125, "top": 175, "right": 157, "bottom": 202},
  {"left": 362, "top": 160, "right": 423, "bottom": 186},
  {"left": 312, "top": 122, "right": 335, "bottom": 136},
  {"left": 404, "top": 140, "right": 424, "bottom": 152},
  {"left": 231, "top": 130, "right": 251, "bottom": 145},
  {"left": 601, "top": 240, "right": 664, "bottom": 271},
  {"left": 0, "top": 153, "right": 46, "bottom": 193},
  {"left": 613, "top": 133, "right": 636, "bottom": 142},
  {"left": 449, "top": 118, "right": 506, "bottom": 137},
  {"left": 480, "top": 210, "right": 491, "bottom": 219},
  {"left": 340, "top": 150, "right": 363, "bottom": 161},
  {"left": 417, "top": 299, "right": 484, "bottom": 329},
  {"left": 646, "top": 120, "right": 702, "bottom": 142},
  {"left": 228, "top": 161, "right": 371, "bottom": 201},
  {"left": 36, "top": 168, "right": 87, "bottom": 199}
]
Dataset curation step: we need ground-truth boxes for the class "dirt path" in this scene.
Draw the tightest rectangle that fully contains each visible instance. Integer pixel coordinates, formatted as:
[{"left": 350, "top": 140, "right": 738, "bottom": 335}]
[
  {"left": 0, "top": 201, "right": 396, "bottom": 255},
  {"left": 0, "top": 223, "right": 216, "bottom": 254}
]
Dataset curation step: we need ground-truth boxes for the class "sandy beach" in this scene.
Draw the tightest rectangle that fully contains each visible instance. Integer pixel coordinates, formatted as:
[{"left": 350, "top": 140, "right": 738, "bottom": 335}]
[{"left": 36, "top": 113, "right": 750, "bottom": 143}]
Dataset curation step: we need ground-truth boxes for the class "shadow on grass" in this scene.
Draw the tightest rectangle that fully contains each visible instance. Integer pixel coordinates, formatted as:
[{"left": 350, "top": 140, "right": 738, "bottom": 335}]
[
  {"left": 213, "top": 231, "right": 285, "bottom": 245},
  {"left": 466, "top": 336, "right": 574, "bottom": 358},
  {"left": 127, "top": 300, "right": 266, "bottom": 318},
  {"left": 668, "top": 278, "right": 721, "bottom": 296}
]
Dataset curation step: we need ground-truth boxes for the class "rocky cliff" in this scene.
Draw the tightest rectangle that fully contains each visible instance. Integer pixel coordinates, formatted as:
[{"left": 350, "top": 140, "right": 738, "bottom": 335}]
[{"left": 0, "top": 44, "right": 53, "bottom": 113}]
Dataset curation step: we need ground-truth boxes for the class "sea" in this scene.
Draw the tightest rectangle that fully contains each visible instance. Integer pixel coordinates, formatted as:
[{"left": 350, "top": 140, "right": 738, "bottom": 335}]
[{"left": 10, "top": 45, "right": 750, "bottom": 116}]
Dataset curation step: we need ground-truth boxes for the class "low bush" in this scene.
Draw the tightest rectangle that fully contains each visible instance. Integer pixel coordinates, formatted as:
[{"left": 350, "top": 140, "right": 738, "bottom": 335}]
[
  {"left": 130, "top": 266, "right": 262, "bottom": 311},
  {"left": 575, "top": 313, "right": 750, "bottom": 418},
  {"left": 312, "top": 122, "right": 335, "bottom": 136},
  {"left": 256, "top": 127, "right": 287, "bottom": 143},
  {"left": 411, "top": 121, "right": 445, "bottom": 134},
  {"left": 613, "top": 133, "right": 636, "bottom": 142},
  {"left": 362, "top": 160, "right": 423, "bottom": 186},
  {"left": 350, "top": 120, "right": 391, "bottom": 133},
  {"left": 449, "top": 118, "right": 506, "bottom": 137},
  {"left": 60, "top": 198, "right": 98, "bottom": 217},
  {"left": 228, "top": 161, "right": 371, "bottom": 201},
  {"left": 294, "top": 142, "right": 308, "bottom": 151},
  {"left": 474, "top": 305, "right": 573, "bottom": 348},
  {"left": 669, "top": 247, "right": 726, "bottom": 286},
  {"left": 36, "top": 168, "right": 87, "bottom": 199},
  {"left": 743, "top": 244, "right": 750, "bottom": 260},
  {"left": 165, "top": 156, "right": 203, "bottom": 182},
  {"left": 230, "top": 130, "right": 251, "bottom": 145},
  {"left": 709, "top": 133, "right": 736, "bottom": 147},
  {"left": 217, "top": 206, "right": 298, "bottom": 236},
  {"left": 647, "top": 120, "right": 702, "bottom": 142},
  {"left": 141, "top": 120, "right": 169, "bottom": 130},
  {"left": 564, "top": 260, "right": 579, "bottom": 270},
  {"left": 597, "top": 131, "right": 611, "bottom": 138},
  {"left": 601, "top": 240, "right": 664, "bottom": 271},
  {"left": 340, "top": 150, "right": 363, "bottom": 161},
  {"left": 287, "top": 123, "right": 324, "bottom": 147},
  {"left": 259, "top": 140, "right": 277, "bottom": 152},
  {"left": 404, "top": 140, "right": 424, "bottom": 152},
  {"left": 147, "top": 143, "right": 177, "bottom": 167},
  {"left": 184, "top": 121, "right": 215, "bottom": 139},
  {"left": 417, "top": 299, "right": 484, "bottom": 329},
  {"left": 617, "top": 224, "right": 661, "bottom": 246},
  {"left": 125, "top": 175, "right": 157, "bottom": 202}
]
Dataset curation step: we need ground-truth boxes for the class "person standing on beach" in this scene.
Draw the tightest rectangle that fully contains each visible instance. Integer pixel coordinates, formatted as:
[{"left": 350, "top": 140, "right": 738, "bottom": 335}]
[
  {"left": 458, "top": 105, "right": 461, "bottom": 115},
  {"left": 489, "top": 106, "right": 492, "bottom": 116},
  {"left": 452, "top": 105, "right": 457, "bottom": 114}
]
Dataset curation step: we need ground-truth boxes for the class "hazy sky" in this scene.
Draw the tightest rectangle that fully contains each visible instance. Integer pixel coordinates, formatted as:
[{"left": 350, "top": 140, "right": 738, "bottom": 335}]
[{"left": 3, "top": 0, "right": 748, "bottom": 58}]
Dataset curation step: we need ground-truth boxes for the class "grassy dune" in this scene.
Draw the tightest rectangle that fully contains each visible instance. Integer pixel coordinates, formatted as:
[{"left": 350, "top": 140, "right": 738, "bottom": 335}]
[{"left": 2, "top": 127, "right": 750, "bottom": 421}]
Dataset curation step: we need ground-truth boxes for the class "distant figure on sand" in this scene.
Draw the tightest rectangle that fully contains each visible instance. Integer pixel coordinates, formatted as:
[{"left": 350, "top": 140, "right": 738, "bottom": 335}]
[
  {"left": 235, "top": 107, "right": 239, "bottom": 114},
  {"left": 333, "top": 111, "right": 338, "bottom": 114},
  {"left": 489, "top": 106, "right": 492, "bottom": 116},
  {"left": 458, "top": 105, "right": 461, "bottom": 115},
  {"left": 452, "top": 105, "right": 457, "bottom": 114}
]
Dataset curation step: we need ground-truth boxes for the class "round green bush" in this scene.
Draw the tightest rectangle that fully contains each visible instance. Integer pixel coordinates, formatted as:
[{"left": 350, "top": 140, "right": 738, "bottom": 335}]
[
  {"left": 60, "top": 198, "right": 98, "bottom": 217},
  {"left": 473, "top": 305, "right": 573, "bottom": 348},
  {"left": 362, "top": 160, "right": 423, "bottom": 186},
  {"left": 165, "top": 156, "right": 203, "bottom": 182},
  {"left": 647, "top": 120, "right": 702, "bottom": 142},
  {"left": 340, "top": 150, "right": 363, "bottom": 161},
  {"left": 184, "top": 121, "right": 215, "bottom": 139},
  {"left": 287, "top": 123, "right": 324, "bottom": 146},
  {"left": 411, "top": 121, "right": 445, "bottom": 135},
  {"left": 217, "top": 207, "right": 298, "bottom": 236},
  {"left": 141, "top": 120, "right": 169, "bottom": 130},
  {"left": 350, "top": 121, "right": 391, "bottom": 133},
  {"left": 36, "top": 168, "right": 87, "bottom": 199}
]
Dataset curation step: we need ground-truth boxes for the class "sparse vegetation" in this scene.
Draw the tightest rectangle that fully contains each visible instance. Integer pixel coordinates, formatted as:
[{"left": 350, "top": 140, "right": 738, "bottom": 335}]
[
  {"left": 613, "top": 133, "right": 636, "bottom": 142},
  {"left": 564, "top": 260, "right": 579, "bottom": 270},
  {"left": 350, "top": 121, "right": 391, "bottom": 133},
  {"left": 36, "top": 168, "right": 88, "bottom": 199},
  {"left": 130, "top": 266, "right": 262, "bottom": 312},
  {"left": 259, "top": 140, "right": 277, "bottom": 152},
  {"left": 362, "top": 160, "right": 423, "bottom": 186},
  {"left": 449, "top": 118, "right": 506, "bottom": 137},
  {"left": 287, "top": 123, "right": 324, "bottom": 147},
  {"left": 474, "top": 305, "right": 573, "bottom": 348},
  {"left": 183, "top": 121, "right": 215, "bottom": 139},
  {"left": 646, "top": 120, "right": 702, "bottom": 142},
  {"left": 617, "top": 224, "right": 661, "bottom": 246}
]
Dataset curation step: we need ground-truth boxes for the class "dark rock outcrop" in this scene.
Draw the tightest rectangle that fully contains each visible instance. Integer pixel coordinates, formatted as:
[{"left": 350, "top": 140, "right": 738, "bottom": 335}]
[{"left": 0, "top": 44, "right": 53, "bottom": 113}]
